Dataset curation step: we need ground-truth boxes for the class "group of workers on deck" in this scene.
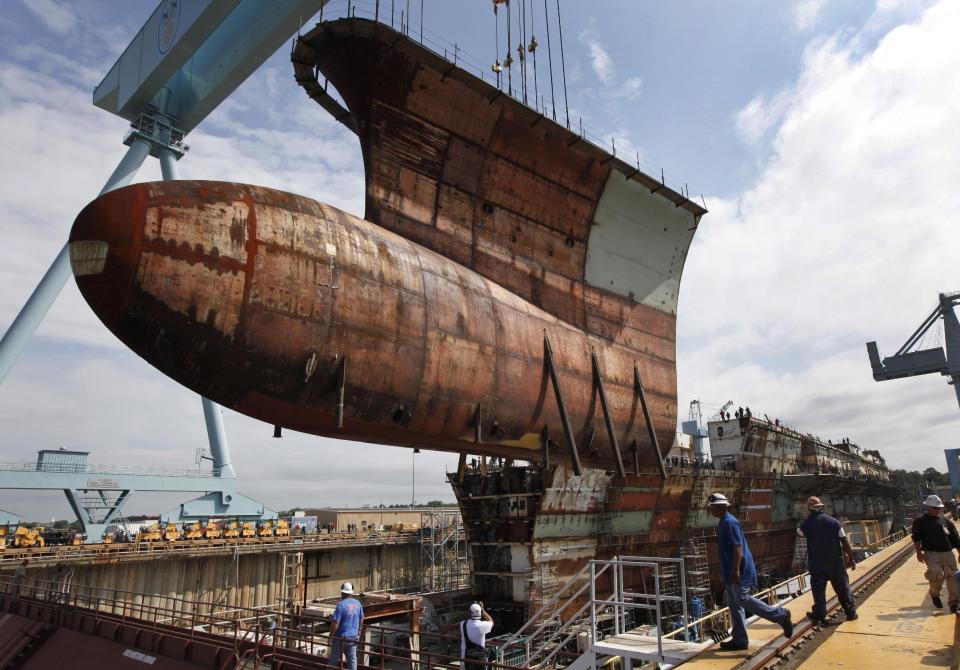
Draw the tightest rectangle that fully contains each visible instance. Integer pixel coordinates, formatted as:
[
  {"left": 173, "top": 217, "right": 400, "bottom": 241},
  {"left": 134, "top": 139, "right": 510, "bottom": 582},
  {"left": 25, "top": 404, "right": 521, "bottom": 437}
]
[{"left": 707, "top": 491, "right": 960, "bottom": 651}]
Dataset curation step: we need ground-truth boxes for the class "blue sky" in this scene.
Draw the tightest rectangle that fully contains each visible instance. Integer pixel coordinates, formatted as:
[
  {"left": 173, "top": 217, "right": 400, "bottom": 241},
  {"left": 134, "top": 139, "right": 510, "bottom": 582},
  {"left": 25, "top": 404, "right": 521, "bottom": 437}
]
[{"left": 0, "top": 0, "right": 957, "bottom": 520}]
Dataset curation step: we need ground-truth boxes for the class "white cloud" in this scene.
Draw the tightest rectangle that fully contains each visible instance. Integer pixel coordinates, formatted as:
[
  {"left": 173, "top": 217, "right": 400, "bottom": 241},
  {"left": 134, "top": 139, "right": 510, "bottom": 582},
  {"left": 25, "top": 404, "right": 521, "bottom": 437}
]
[
  {"left": 18, "top": 0, "right": 78, "bottom": 35},
  {"left": 793, "top": 0, "right": 828, "bottom": 31},
  {"left": 578, "top": 21, "right": 613, "bottom": 84},
  {"left": 679, "top": 0, "right": 960, "bottom": 471},
  {"left": 734, "top": 90, "right": 793, "bottom": 146},
  {"left": 614, "top": 76, "right": 642, "bottom": 101}
]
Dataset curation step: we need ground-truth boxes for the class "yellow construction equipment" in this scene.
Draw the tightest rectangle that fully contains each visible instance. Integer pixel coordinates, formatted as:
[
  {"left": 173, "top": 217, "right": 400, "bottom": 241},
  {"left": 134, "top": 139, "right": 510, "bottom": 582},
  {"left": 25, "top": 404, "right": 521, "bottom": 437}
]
[
  {"left": 13, "top": 526, "right": 45, "bottom": 548},
  {"left": 184, "top": 522, "right": 204, "bottom": 540},
  {"left": 162, "top": 522, "right": 181, "bottom": 542},
  {"left": 257, "top": 520, "right": 274, "bottom": 537},
  {"left": 224, "top": 521, "right": 241, "bottom": 539},
  {"left": 203, "top": 521, "right": 222, "bottom": 539},
  {"left": 137, "top": 523, "right": 162, "bottom": 542},
  {"left": 275, "top": 519, "right": 291, "bottom": 537},
  {"left": 241, "top": 521, "right": 257, "bottom": 538}
]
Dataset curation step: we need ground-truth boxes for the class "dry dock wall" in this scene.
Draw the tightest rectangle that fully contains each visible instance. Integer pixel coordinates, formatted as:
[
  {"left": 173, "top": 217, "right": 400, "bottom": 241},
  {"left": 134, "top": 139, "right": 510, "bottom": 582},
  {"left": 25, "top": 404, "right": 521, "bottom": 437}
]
[{"left": 20, "top": 542, "right": 419, "bottom": 616}]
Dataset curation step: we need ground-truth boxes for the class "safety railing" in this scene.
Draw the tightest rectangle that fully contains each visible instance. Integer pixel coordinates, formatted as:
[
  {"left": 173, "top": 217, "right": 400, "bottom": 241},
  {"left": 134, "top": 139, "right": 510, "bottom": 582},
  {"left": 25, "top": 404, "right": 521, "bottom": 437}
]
[
  {"left": 585, "top": 557, "right": 689, "bottom": 667},
  {"left": 663, "top": 525, "right": 911, "bottom": 644},
  {"left": 0, "top": 574, "right": 523, "bottom": 670},
  {"left": 0, "top": 459, "right": 222, "bottom": 477},
  {"left": 494, "top": 556, "right": 600, "bottom": 666},
  {"left": 0, "top": 530, "right": 420, "bottom": 565}
]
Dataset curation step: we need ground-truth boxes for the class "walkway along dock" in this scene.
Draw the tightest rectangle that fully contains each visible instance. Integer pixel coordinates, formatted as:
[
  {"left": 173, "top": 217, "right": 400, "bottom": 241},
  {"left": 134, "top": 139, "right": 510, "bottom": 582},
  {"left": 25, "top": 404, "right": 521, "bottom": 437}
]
[{"left": 666, "top": 527, "right": 959, "bottom": 669}]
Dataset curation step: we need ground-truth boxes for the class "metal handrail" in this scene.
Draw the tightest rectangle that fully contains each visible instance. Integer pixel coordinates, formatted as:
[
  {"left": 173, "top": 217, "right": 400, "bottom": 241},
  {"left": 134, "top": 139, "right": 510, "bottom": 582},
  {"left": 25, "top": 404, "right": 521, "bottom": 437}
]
[
  {"left": 0, "top": 459, "right": 222, "bottom": 477},
  {"left": 0, "top": 530, "right": 420, "bottom": 565},
  {"left": 495, "top": 560, "right": 610, "bottom": 663},
  {"left": 662, "top": 526, "right": 911, "bottom": 642}
]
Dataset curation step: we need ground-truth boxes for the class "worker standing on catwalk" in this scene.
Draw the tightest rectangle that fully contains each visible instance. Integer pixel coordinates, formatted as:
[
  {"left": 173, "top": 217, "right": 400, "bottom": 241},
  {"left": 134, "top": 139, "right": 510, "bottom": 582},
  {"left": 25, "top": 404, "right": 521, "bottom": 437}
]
[
  {"left": 709, "top": 493, "right": 793, "bottom": 650},
  {"left": 797, "top": 496, "right": 857, "bottom": 624},
  {"left": 912, "top": 495, "right": 960, "bottom": 612}
]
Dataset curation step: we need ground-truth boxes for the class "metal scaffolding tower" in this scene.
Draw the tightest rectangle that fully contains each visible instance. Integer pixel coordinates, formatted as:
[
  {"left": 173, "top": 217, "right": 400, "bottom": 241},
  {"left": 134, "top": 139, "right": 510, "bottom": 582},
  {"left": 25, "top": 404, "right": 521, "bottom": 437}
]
[
  {"left": 867, "top": 291, "right": 960, "bottom": 411},
  {"left": 419, "top": 510, "right": 468, "bottom": 593}
]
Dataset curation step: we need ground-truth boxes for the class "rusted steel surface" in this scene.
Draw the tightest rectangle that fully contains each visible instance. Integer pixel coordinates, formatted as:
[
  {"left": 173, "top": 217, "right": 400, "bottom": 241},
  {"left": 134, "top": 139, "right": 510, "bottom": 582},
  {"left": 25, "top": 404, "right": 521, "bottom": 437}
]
[
  {"left": 451, "top": 462, "right": 897, "bottom": 629},
  {"left": 70, "top": 181, "right": 674, "bottom": 472},
  {"left": 293, "top": 18, "right": 704, "bottom": 452}
]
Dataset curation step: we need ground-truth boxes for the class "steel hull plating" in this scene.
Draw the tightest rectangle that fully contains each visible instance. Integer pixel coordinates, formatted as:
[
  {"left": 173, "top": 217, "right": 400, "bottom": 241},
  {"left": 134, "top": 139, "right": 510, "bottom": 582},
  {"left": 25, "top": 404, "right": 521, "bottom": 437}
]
[
  {"left": 70, "top": 181, "right": 674, "bottom": 468},
  {"left": 452, "top": 463, "right": 896, "bottom": 627}
]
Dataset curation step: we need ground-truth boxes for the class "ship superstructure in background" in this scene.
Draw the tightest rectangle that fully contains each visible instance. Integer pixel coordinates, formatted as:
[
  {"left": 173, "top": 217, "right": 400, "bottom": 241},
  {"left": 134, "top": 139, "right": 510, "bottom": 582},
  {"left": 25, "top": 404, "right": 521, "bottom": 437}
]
[
  {"left": 708, "top": 414, "right": 889, "bottom": 478},
  {"left": 66, "top": 12, "right": 898, "bottom": 628}
]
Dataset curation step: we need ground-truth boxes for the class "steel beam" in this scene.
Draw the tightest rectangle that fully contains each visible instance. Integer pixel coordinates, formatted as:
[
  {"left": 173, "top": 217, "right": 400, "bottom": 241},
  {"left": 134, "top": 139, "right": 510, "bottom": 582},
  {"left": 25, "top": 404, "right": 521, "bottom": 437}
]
[
  {"left": 592, "top": 350, "right": 625, "bottom": 477},
  {"left": 634, "top": 364, "right": 666, "bottom": 479},
  {"left": 544, "top": 334, "right": 582, "bottom": 475},
  {"left": 0, "top": 138, "right": 152, "bottom": 384}
]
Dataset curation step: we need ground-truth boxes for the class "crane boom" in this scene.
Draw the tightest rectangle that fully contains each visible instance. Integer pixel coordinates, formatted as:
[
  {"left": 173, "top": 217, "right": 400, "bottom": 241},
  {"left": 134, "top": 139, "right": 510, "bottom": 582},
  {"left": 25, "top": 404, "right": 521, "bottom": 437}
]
[{"left": 866, "top": 292, "right": 960, "bottom": 410}]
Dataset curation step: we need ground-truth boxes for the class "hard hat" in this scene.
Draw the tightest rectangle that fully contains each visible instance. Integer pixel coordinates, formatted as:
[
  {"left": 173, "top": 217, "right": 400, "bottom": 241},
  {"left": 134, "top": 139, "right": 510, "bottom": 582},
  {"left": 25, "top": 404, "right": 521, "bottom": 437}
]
[
  {"left": 807, "top": 496, "right": 824, "bottom": 510},
  {"left": 340, "top": 582, "right": 354, "bottom": 594},
  {"left": 468, "top": 603, "right": 482, "bottom": 620},
  {"left": 707, "top": 493, "right": 730, "bottom": 506},
  {"left": 923, "top": 495, "right": 944, "bottom": 508}
]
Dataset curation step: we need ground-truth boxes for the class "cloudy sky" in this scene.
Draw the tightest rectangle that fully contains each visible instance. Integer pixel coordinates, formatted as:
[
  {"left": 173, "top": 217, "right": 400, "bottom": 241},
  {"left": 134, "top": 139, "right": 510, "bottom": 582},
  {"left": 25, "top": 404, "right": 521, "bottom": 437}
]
[{"left": 0, "top": 0, "right": 956, "bottom": 520}]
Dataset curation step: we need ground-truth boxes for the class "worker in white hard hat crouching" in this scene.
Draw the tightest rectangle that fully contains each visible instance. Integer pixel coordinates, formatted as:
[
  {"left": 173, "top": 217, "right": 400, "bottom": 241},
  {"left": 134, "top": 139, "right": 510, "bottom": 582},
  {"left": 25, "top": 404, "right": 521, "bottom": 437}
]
[
  {"left": 912, "top": 495, "right": 960, "bottom": 612},
  {"left": 460, "top": 602, "right": 494, "bottom": 670},
  {"left": 329, "top": 582, "right": 364, "bottom": 670}
]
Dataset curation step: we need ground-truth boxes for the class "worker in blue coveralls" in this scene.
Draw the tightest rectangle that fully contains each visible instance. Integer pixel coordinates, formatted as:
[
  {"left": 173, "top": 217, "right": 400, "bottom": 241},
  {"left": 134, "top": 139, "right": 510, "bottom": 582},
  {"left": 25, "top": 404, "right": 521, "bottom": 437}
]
[
  {"left": 329, "top": 582, "right": 364, "bottom": 670},
  {"left": 709, "top": 493, "right": 793, "bottom": 650},
  {"left": 797, "top": 496, "right": 857, "bottom": 625}
]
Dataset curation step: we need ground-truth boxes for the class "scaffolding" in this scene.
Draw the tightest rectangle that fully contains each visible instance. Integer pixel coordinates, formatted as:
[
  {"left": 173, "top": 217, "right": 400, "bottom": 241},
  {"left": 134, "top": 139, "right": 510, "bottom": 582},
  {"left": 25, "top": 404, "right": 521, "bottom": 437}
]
[
  {"left": 681, "top": 536, "right": 713, "bottom": 611},
  {"left": 419, "top": 511, "right": 468, "bottom": 593}
]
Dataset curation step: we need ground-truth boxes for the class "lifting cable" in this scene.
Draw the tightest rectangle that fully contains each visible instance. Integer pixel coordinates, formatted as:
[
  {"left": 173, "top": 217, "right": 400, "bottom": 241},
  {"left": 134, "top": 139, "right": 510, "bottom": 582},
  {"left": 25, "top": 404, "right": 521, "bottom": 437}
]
[
  {"left": 506, "top": 0, "right": 513, "bottom": 96},
  {"left": 543, "top": 0, "right": 557, "bottom": 120},
  {"left": 519, "top": 0, "right": 527, "bottom": 104},
  {"left": 556, "top": 0, "right": 570, "bottom": 128},
  {"left": 529, "top": 0, "right": 540, "bottom": 111}
]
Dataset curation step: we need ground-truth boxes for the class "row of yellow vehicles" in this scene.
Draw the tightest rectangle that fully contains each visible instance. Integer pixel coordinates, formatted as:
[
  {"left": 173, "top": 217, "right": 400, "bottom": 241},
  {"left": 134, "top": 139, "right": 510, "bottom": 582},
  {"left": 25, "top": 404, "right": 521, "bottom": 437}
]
[
  {"left": 133, "top": 519, "right": 292, "bottom": 543},
  {"left": 1, "top": 525, "right": 83, "bottom": 549}
]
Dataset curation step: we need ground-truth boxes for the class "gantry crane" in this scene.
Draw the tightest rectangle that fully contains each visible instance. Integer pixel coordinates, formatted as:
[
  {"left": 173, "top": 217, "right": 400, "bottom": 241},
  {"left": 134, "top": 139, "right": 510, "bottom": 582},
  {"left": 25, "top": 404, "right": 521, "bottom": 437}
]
[{"left": 866, "top": 291, "right": 960, "bottom": 411}]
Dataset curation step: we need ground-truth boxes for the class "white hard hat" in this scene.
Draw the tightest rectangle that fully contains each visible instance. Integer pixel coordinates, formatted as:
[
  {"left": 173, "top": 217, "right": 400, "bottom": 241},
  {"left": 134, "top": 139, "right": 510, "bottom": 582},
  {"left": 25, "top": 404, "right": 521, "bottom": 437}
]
[
  {"left": 707, "top": 493, "right": 730, "bottom": 507},
  {"left": 923, "top": 495, "right": 944, "bottom": 508},
  {"left": 340, "top": 582, "right": 354, "bottom": 594},
  {"left": 468, "top": 603, "right": 482, "bottom": 619}
]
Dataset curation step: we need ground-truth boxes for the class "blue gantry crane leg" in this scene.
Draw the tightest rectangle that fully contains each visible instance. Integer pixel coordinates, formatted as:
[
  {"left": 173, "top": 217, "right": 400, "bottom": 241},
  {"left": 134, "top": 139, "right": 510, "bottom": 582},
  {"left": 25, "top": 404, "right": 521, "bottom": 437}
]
[
  {"left": 0, "top": 2, "right": 326, "bottom": 538},
  {"left": 866, "top": 291, "right": 960, "bottom": 411}
]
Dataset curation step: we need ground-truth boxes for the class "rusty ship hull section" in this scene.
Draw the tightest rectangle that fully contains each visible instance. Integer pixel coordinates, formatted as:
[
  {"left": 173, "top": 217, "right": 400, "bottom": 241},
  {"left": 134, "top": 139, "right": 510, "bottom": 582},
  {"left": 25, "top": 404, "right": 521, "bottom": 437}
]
[
  {"left": 70, "top": 181, "right": 673, "bottom": 469},
  {"left": 64, "top": 13, "right": 901, "bottom": 630}
]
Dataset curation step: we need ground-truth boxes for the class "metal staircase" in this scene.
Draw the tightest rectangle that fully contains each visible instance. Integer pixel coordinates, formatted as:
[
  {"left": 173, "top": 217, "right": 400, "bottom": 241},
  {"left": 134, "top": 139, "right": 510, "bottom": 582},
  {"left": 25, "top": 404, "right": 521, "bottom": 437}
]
[{"left": 496, "top": 556, "right": 704, "bottom": 669}]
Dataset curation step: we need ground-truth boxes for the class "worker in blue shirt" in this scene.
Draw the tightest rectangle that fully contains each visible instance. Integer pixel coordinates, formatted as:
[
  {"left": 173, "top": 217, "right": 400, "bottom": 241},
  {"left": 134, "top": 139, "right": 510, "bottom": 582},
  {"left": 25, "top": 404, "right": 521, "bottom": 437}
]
[
  {"left": 329, "top": 582, "right": 364, "bottom": 670},
  {"left": 797, "top": 496, "right": 857, "bottom": 624},
  {"left": 709, "top": 493, "right": 793, "bottom": 650}
]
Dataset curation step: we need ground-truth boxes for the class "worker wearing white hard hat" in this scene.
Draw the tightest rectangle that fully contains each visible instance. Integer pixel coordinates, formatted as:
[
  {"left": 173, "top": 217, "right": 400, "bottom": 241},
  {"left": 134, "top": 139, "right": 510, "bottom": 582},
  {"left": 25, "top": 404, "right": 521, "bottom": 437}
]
[
  {"left": 460, "top": 602, "right": 494, "bottom": 669},
  {"left": 328, "top": 582, "right": 364, "bottom": 670},
  {"left": 912, "top": 495, "right": 960, "bottom": 612},
  {"left": 708, "top": 493, "right": 793, "bottom": 649}
]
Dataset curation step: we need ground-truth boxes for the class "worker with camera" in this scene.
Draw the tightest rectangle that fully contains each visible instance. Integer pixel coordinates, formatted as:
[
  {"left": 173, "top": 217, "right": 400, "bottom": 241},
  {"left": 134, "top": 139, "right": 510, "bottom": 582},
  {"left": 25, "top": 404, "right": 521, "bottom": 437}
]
[{"left": 460, "top": 601, "right": 494, "bottom": 669}]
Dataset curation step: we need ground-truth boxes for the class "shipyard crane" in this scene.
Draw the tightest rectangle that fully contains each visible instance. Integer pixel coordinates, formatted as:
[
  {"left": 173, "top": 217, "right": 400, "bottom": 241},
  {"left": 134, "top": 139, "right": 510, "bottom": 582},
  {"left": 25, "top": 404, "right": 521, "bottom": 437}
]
[
  {"left": 710, "top": 400, "right": 734, "bottom": 421},
  {"left": 866, "top": 291, "right": 960, "bottom": 411}
]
